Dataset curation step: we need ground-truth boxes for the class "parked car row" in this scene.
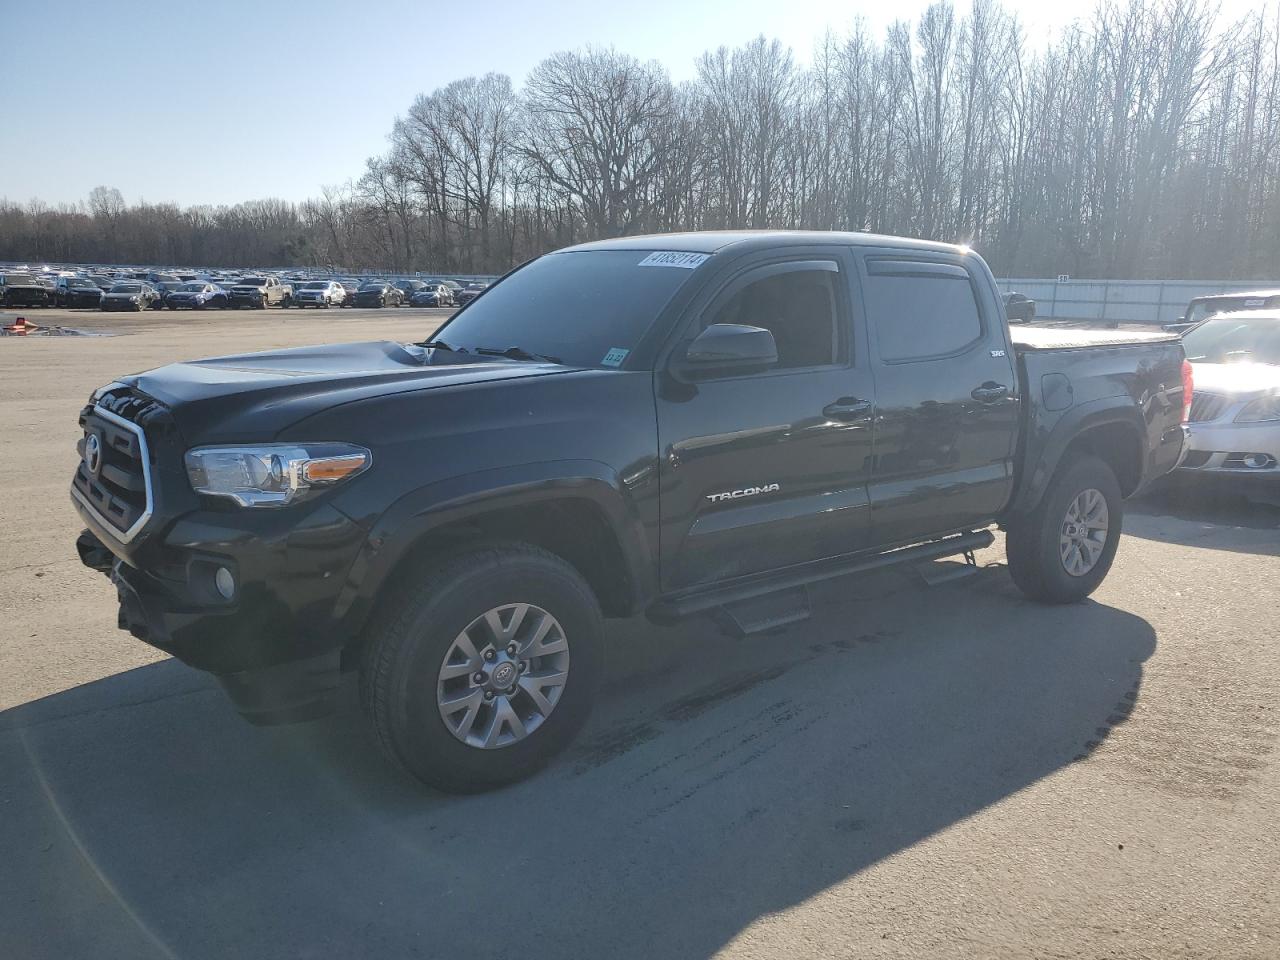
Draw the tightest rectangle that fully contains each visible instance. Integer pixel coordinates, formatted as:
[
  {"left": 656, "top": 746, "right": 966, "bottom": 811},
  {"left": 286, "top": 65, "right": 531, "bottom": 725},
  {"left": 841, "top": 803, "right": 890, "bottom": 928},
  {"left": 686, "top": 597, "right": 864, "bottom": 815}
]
[{"left": 0, "top": 261, "right": 497, "bottom": 313}]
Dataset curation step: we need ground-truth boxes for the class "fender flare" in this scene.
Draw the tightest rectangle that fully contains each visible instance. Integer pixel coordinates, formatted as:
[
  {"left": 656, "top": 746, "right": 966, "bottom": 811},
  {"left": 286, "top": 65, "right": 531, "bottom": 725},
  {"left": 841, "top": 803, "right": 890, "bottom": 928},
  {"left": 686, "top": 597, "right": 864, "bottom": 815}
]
[
  {"left": 1008, "top": 399, "right": 1147, "bottom": 515},
  {"left": 333, "top": 459, "right": 655, "bottom": 633}
]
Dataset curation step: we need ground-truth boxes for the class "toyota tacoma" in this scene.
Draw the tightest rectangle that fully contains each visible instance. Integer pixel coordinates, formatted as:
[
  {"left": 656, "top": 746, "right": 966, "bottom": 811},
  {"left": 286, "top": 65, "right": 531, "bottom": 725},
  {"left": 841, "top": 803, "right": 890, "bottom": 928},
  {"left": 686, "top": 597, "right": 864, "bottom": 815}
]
[{"left": 72, "top": 232, "right": 1189, "bottom": 792}]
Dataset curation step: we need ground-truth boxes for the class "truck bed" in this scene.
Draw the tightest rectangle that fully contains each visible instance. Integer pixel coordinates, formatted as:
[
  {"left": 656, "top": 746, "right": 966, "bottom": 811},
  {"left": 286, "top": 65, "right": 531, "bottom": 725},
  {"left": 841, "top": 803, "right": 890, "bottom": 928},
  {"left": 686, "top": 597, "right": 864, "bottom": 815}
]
[{"left": 1010, "top": 325, "right": 1179, "bottom": 352}]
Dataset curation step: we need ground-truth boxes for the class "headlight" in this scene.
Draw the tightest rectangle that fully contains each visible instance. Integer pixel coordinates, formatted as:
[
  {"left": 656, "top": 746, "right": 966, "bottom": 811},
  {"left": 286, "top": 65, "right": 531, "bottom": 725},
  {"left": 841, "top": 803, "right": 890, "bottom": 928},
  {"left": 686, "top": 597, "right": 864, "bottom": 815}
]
[
  {"left": 184, "top": 443, "right": 371, "bottom": 507},
  {"left": 1235, "top": 396, "right": 1280, "bottom": 423}
]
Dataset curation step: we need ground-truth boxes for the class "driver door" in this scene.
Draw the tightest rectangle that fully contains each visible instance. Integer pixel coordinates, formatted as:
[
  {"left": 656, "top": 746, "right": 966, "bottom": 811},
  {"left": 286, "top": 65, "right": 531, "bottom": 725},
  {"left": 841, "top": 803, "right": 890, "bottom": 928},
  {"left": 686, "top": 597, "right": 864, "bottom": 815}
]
[{"left": 655, "top": 251, "right": 877, "bottom": 591}]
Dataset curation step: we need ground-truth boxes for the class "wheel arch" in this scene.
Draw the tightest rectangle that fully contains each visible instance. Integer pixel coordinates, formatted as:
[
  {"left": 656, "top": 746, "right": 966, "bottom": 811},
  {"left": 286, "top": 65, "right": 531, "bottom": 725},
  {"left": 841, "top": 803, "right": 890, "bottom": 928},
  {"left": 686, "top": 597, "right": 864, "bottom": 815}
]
[
  {"left": 335, "top": 462, "right": 655, "bottom": 649},
  {"left": 1010, "top": 400, "right": 1147, "bottom": 515}
]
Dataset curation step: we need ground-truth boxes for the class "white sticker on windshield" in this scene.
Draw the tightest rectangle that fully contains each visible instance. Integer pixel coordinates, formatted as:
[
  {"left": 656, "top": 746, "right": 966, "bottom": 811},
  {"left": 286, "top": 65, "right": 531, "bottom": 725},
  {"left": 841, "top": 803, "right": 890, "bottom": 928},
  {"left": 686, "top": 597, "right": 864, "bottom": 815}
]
[
  {"left": 601, "top": 347, "right": 629, "bottom": 367},
  {"left": 637, "top": 251, "right": 710, "bottom": 269}
]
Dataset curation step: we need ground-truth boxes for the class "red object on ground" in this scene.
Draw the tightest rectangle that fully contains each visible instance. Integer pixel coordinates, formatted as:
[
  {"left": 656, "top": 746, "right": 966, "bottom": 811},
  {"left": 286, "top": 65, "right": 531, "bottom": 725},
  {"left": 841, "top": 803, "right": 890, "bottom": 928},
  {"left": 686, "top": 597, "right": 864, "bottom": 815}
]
[{"left": 2, "top": 316, "right": 42, "bottom": 335}]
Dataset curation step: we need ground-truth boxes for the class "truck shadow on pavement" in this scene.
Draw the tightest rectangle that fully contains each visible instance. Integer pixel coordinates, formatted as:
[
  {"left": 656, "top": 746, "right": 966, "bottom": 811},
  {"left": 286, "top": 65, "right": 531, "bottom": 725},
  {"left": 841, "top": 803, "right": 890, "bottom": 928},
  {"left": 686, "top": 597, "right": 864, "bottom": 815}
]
[{"left": 1, "top": 564, "right": 1155, "bottom": 960}]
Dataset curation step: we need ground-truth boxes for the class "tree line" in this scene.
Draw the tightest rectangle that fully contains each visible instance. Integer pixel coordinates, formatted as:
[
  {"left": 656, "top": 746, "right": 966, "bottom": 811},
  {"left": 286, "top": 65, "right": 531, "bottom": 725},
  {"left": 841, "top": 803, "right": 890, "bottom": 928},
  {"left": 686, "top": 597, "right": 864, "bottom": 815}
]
[{"left": 3, "top": 0, "right": 1278, "bottom": 280}]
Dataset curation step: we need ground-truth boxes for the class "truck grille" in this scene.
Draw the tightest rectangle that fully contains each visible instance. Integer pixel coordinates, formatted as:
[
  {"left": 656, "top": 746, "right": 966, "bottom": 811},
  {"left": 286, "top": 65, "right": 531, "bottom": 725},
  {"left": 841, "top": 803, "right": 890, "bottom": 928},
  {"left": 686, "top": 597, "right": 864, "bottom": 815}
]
[
  {"left": 72, "top": 391, "right": 166, "bottom": 542},
  {"left": 1187, "top": 392, "right": 1231, "bottom": 423}
]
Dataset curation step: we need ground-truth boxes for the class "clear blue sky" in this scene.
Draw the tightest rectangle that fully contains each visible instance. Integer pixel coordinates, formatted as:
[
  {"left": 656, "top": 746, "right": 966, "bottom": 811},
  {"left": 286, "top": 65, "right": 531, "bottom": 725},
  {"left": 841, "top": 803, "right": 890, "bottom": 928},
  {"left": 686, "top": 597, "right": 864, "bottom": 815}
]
[{"left": 0, "top": 0, "right": 1256, "bottom": 208}]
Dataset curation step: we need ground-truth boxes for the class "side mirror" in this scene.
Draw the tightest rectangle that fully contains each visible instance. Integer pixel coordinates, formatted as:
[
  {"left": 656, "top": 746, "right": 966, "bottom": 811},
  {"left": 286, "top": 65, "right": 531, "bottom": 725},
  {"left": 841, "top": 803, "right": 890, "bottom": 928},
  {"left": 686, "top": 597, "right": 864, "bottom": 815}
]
[{"left": 681, "top": 323, "right": 778, "bottom": 376}]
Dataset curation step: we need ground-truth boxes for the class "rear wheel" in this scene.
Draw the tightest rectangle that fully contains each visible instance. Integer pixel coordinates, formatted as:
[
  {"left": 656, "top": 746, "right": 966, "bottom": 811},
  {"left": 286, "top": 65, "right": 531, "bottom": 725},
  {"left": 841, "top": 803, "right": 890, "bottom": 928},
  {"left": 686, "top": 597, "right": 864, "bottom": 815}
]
[
  {"left": 360, "top": 543, "right": 602, "bottom": 793},
  {"left": 1005, "top": 455, "right": 1123, "bottom": 603}
]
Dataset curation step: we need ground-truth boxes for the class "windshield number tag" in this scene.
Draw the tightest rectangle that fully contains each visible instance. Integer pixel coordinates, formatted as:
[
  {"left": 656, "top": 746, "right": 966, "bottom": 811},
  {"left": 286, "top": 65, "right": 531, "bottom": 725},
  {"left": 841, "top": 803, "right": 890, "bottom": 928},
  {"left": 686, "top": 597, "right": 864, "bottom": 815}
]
[
  {"left": 637, "top": 251, "right": 710, "bottom": 269},
  {"left": 601, "top": 347, "right": 629, "bottom": 367}
]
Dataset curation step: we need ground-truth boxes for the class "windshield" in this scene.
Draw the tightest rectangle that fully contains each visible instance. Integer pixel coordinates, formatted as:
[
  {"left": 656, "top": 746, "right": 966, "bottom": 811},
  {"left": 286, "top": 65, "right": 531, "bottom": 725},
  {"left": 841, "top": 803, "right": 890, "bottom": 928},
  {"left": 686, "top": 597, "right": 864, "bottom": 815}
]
[
  {"left": 66, "top": 278, "right": 94, "bottom": 288},
  {"left": 239, "top": 277, "right": 266, "bottom": 286},
  {"left": 4, "top": 274, "right": 36, "bottom": 284},
  {"left": 1183, "top": 315, "right": 1280, "bottom": 366},
  {"left": 302, "top": 281, "right": 328, "bottom": 289},
  {"left": 1186, "top": 296, "right": 1279, "bottom": 325},
  {"left": 431, "top": 250, "right": 702, "bottom": 367},
  {"left": 109, "top": 283, "right": 141, "bottom": 293},
  {"left": 180, "top": 282, "right": 208, "bottom": 291},
  {"left": 359, "top": 282, "right": 386, "bottom": 291}
]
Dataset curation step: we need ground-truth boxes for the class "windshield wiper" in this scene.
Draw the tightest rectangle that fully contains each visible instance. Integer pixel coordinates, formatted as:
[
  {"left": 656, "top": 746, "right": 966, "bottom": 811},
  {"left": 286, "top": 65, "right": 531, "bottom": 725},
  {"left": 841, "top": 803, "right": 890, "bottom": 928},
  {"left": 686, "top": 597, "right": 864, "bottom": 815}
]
[
  {"left": 420, "top": 339, "right": 467, "bottom": 354},
  {"left": 474, "top": 345, "right": 563, "bottom": 364}
]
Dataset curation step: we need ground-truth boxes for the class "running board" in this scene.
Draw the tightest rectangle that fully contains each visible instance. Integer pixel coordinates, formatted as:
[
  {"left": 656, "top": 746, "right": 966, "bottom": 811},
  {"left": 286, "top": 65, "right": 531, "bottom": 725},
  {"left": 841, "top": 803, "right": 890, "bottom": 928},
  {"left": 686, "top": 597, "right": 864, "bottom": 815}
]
[
  {"left": 915, "top": 548, "right": 980, "bottom": 586},
  {"left": 649, "top": 530, "right": 994, "bottom": 624},
  {"left": 714, "top": 586, "right": 812, "bottom": 638}
]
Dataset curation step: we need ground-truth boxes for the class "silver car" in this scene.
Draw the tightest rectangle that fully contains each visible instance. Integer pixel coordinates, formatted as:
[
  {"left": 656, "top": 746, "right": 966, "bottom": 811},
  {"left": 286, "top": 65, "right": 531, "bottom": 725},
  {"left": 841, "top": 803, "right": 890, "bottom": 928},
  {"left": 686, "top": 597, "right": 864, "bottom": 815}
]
[
  {"left": 291, "top": 280, "right": 344, "bottom": 308},
  {"left": 1178, "top": 311, "right": 1280, "bottom": 489}
]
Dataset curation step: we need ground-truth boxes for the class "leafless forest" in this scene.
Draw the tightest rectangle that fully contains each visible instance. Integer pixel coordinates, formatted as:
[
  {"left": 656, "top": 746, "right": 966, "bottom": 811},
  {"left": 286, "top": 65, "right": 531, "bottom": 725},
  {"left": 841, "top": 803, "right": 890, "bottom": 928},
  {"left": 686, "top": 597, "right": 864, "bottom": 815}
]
[{"left": 3, "top": 0, "right": 1279, "bottom": 279}]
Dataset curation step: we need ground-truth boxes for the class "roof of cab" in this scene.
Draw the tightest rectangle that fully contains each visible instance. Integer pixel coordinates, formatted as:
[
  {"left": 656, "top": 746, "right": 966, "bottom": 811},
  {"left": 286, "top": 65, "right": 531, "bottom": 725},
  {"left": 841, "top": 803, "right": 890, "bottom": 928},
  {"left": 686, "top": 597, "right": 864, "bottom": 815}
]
[{"left": 557, "top": 230, "right": 968, "bottom": 257}]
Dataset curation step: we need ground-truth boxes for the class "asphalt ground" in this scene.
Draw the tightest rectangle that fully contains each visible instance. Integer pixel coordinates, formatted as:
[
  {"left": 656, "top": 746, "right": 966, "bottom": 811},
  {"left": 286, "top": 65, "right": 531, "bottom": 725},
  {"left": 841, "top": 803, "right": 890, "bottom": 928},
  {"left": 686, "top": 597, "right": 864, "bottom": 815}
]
[{"left": 1, "top": 309, "right": 1277, "bottom": 959}]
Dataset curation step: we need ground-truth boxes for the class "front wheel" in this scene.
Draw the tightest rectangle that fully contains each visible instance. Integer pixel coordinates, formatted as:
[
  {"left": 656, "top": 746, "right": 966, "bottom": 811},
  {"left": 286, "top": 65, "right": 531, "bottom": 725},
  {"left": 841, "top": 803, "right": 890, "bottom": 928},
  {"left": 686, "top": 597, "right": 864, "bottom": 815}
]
[
  {"left": 1005, "top": 455, "right": 1123, "bottom": 603},
  {"left": 359, "top": 543, "right": 603, "bottom": 793}
]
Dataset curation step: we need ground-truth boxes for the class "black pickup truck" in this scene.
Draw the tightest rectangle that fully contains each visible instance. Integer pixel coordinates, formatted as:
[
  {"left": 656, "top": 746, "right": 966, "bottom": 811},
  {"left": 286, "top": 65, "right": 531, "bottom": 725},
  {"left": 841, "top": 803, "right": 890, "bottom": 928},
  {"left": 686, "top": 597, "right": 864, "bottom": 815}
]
[{"left": 72, "top": 231, "right": 1188, "bottom": 791}]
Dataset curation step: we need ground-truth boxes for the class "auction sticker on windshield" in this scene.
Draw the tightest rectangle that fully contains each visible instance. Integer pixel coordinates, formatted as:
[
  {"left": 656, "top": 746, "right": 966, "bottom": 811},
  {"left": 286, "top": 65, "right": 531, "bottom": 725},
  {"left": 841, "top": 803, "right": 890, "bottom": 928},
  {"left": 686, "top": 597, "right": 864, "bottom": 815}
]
[
  {"left": 601, "top": 347, "right": 629, "bottom": 367},
  {"left": 637, "top": 251, "right": 710, "bottom": 269}
]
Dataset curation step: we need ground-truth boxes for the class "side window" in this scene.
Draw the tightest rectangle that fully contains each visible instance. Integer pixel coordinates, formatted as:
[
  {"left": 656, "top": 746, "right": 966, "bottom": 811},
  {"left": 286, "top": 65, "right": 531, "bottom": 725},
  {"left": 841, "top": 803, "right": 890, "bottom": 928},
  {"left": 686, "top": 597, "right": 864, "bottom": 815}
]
[
  {"left": 703, "top": 267, "right": 841, "bottom": 370},
  {"left": 864, "top": 262, "right": 983, "bottom": 362}
]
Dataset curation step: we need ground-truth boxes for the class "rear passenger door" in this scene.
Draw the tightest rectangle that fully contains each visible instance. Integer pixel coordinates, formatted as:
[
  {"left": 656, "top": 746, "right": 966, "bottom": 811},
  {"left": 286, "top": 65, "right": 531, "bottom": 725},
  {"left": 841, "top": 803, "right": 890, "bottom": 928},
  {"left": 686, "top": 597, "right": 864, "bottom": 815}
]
[
  {"left": 656, "top": 250, "right": 877, "bottom": 591},
  {"left": 857, "top": 252, "right": 1019, "bottom": 544}
]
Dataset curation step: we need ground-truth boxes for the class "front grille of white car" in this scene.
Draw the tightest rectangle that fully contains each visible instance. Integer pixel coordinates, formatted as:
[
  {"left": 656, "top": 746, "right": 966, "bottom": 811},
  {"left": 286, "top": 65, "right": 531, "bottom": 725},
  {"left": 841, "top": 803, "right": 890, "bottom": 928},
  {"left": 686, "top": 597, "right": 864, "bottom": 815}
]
[{"left": 1187, "top": 392, "right": 1231, "bottom": 423}]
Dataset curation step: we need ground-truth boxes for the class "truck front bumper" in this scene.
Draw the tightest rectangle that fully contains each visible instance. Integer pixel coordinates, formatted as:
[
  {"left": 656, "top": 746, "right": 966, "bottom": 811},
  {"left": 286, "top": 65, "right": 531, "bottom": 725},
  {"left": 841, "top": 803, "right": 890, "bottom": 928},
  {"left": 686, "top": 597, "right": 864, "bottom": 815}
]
[{"left": 75, "top": 500, "right": 369, "bottom": 724}]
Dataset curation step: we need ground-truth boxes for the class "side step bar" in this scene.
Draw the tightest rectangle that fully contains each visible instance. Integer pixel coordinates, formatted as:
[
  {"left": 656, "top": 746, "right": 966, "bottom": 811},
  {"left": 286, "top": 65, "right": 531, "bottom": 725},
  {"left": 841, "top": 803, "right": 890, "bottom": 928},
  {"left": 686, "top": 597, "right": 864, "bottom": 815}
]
[{"left": 648, "top": 529, "right": 994, "bottom": 625}]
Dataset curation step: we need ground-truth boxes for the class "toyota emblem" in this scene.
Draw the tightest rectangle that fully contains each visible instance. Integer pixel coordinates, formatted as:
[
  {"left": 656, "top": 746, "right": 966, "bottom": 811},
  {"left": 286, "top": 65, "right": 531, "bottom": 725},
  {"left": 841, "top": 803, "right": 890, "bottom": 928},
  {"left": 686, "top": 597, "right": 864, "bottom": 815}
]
[{"left": 84, "top": 432, "right": 103, "bottom": 476}]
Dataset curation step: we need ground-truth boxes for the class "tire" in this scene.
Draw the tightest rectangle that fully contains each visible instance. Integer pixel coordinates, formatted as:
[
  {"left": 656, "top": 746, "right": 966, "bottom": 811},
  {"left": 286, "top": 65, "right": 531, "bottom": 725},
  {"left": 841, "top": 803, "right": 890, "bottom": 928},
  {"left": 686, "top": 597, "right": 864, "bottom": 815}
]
[
  {"left": 1005, "top": 454, "right": 1123, "bottom": 603},
  {"left": 359, "top": 543, "right": 603, "bottom": 793}
]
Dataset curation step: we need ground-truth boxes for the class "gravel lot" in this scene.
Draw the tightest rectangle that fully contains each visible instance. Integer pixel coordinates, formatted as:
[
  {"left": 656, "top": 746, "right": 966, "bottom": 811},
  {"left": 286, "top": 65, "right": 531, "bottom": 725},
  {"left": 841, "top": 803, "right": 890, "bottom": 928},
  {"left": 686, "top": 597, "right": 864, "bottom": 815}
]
[{"left": 1, "top": 309, "right": 1278, "bottom": 959}]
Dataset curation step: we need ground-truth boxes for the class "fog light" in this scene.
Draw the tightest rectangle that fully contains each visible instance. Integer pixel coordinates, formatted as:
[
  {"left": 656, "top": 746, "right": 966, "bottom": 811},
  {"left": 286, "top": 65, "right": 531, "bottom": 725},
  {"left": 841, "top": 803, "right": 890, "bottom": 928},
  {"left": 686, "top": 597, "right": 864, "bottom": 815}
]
[
  {"left": 1243, "top": 453, "right": 1276, "bottom": 469},
  {"left": 214, "top": 566, "right": 236, "bottom": 599}
]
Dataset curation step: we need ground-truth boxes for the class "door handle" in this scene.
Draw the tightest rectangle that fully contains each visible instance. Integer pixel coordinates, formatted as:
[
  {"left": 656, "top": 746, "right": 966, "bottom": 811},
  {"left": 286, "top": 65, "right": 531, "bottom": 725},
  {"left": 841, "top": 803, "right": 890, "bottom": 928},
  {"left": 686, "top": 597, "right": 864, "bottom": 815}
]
[
  {"left": 823, "top": 397, "right": 874, "bottom": 421},
  {"left": 971, "top": 382, "right": 1009, "bottom": 403}
]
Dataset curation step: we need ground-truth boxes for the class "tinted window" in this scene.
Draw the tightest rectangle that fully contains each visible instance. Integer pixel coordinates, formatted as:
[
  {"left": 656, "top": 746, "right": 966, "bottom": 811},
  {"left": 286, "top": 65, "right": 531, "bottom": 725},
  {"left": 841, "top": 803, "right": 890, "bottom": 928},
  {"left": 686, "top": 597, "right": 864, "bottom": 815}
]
[
  {"left": 302, "top": 281, "right": 328, "bottom": 289},
  {"left": 67, "top": 278, "right": 94, "bottom": 288},
  {"left": 866, "top": 269, "right": 982, "bottom": 361},
  {"left": 109, "top": 284, "right": 141, "bottom": 293},
  {"left": 703, "top": 268, "right": 840, "bottom": 369},
  {"left": 239, "top": 277, "right": 266, "bottom": 285},
  {"left": 434, "top": 250, "right": 699, "bottom": 367}
]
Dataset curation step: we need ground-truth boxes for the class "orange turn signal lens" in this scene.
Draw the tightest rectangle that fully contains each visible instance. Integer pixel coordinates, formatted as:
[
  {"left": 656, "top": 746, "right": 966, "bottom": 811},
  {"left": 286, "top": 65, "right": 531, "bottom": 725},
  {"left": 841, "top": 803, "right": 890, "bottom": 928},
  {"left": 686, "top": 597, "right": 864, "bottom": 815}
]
[{"left": 302, "top": 453, "right": 369, "bottom": 483}]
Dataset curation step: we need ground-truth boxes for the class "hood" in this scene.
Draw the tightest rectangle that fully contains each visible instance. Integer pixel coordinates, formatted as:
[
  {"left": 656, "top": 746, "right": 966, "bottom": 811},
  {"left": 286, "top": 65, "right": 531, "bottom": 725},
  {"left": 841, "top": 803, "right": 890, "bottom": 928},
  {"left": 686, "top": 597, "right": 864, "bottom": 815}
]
[
  {"left": 121, "top": 339, "right": 580, "bottom": 440},
  {"left": 1190, "top": 362, "right": 1280, "bottom": 400}
]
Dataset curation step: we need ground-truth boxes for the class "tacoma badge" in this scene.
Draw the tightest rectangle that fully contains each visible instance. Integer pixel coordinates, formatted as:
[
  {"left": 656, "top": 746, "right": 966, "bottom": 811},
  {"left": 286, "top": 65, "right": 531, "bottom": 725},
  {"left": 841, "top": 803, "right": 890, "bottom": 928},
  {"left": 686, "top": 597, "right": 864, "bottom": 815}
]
[{"left": 706, "top": 483, "right": 781, "bottom": 504}]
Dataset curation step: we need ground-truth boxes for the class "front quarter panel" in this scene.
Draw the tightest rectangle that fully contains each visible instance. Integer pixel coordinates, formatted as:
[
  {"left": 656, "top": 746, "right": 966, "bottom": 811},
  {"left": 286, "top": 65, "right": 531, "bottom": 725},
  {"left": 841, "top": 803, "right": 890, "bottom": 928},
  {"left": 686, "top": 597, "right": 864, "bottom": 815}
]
[{"left": 282, "top": 368, "right": 662, "bottom": 629}]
